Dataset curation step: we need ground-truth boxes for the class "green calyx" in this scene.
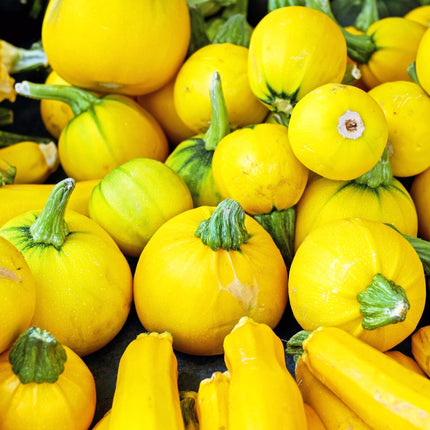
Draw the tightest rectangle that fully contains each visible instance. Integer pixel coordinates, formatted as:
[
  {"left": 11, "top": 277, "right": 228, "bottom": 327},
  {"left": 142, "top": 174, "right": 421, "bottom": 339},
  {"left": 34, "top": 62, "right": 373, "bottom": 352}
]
[
  {"left": 203, "top": 71, "right": 231, "bottom": 151},
  {"left": 285, "top": 330, "right": 312, "bottom": 357},
  {"left": 253, "top": 207, "right": 295, "bottom": 267},
  {"left": 354, "top": 146, "right": 392, "bottom": 188},
  {"left": 14, "top": 81, "right": 100, "bottom": 117},
  {"left": 187, "top": 4, "right": 211, "bottom": 57},
  {"left": 357, "top": 273, "right": 410, "bottom": 330},
  {"left": 0, "top": 159, "right": 16, "bottom": 186},
  {"left": 195, "top": 198, "right": 250, "bottom": 251},
  {"left": 212, "top": 13, "right": 251, "bottom": 47},
  {"left": 29, "top": 178, "right": 75, "bottom": 248},
  {"left": 9, "top": 326, "right": 67, "bottom": 384}
]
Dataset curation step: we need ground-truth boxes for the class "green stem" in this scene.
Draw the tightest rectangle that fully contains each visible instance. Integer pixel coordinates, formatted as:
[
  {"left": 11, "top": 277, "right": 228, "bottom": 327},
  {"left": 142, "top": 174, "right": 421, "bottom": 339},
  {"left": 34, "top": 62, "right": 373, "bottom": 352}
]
[
  {"left": 386, "top": 224, "right": 430, "bottom": 276},
  {"left": 0, "top": 107, "right": 13, "bottom": 126},
  {"left": 212, "top": 14, "right": 251, "bottom": 47},
  {"left": 354, "top": 0, "right": 379, "bottom": 33},
  {"left": 187, "top": 4, "right": 211, "bottom": 57},
  {"left": 253, "top": 207, "right": 295, "bottom": 268},
  {"left": 204, "top": 71, "right": 231, "bottom": 151},
  {"left": 0, "top": 130, "right": 51, "bottom": 147},
  {"left": 195, "top": 198, "right": 250, "bottom": 251},
  {"left": 285, "top": 330, "right": 311, "bottom": 357},
  {"left": 341, "top": 63, "right": 362, "bottom": 85},
  {"left": 29, "top": 178, "right": 75, "bottom": 248},
  {"left": 357, "top": 273, "right": 410, "bottom": 330},
  {"left": 9, "top": 327, "right": 67, "bottom": 384},
  {"left": 180, "top": 393, "right": 199, "bottom": 428},
  {"left": 5, "top": 41, "right": 48, "bottom": 74},
  {"left": 0, "top": 159, "right": 16, "bottom": 186},
  {"left": 354, "top": 146, "right": 392, "bottom": 188},
  {"left": 14, "top": 81, "right": 100, "bottom": 117}
]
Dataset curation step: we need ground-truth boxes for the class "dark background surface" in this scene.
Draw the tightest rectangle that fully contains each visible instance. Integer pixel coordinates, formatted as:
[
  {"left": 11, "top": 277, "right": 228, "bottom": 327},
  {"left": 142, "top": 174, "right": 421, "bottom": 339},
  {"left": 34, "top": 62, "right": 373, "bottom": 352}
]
[{"left": 1, "top": 1, "right": 429, "bottom": 427}]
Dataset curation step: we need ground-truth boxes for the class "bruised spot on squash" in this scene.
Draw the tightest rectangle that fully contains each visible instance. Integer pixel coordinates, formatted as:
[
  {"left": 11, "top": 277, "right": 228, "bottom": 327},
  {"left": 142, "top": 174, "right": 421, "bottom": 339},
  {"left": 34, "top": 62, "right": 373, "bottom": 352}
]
[{"left": 0, "top": 266, "right": 21, "bottom": 282}]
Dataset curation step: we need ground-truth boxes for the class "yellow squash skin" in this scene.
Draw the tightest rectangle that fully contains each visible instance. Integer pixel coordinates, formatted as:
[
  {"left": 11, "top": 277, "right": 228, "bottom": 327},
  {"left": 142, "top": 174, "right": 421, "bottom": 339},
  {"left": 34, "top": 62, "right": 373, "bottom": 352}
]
[
  {"left": 368, "top": 81, "right": 430, "bottom": 177},
  {"left": 224, "top": 317, "right": 307, "bottom": 430},
  {"left": 41, "top": 0, "right": 190, "bottom": 96},
  {"left": 0, "top": 328, "right": 96, "bottom": 430},
  {"left": 92, "top": 411, "right": 111, "bottom": 429},
  {"left": 212, "top": 123, "right": 308, "bottom": 215},
  {"left": 137, "top": 75, "right": 195, "bottom": 146},
  {"left": 0, "top": 141, "right": 59, "bottom": 184},
  {"left": 89, "top": 158, "right": 193, "bottom": 257},
  {"left": 359, "top": 17, "right": 426, "bottom": 89},
  {"left": 303, "top": 404, "right": 326, "bottom": 430},
  {"left": 298, "top": 326, "right": 430, "bottom": 429},
  {"left": 288, "top": 83, "right": 388, "bottom": 181},
  {"left": 174, "top": 43, "right": 268, "bottom": 133},
  {"left": 248, "top": 6, "right": 347, "bottom": 118},
  {"left": 416, "top": 26, "right": 430, "bottom": 96},
  {"left": 412, "top": 326, "right": 430, "bottom": 378},
  {"left": 196, "top": 371, "right": 230, "bottom": 430},
  {"left": 289, "top": 218, "right": 426, "bottom": 352},
  {"left": 385, "top": 350, "right": 428, "bottom": 377},
  {"left": 0, "top": 179, "right": 99, "bottom": 226},
  {"left": 59, "top": 94, "right": 169, "bottom": 181},
  {"left": 296, "top": 358, "right": 371, "bottom": 430},
  {"left": 109, "top": 332, "right": 184, "bottom": 430},
  {"left": 294, "top": 174, "right": 418, "bottom": 249},
  {"left": 133, "top": 201, "right": 288, "bottom": 356},
  {"left": 411, "top": 167, "right": 430, "bottom": 241},
  {"left": 0, "top": 237, "right": 35, "bottom": 354},
  {"left": 40, "top": 70, "right": 75, "bottom": 139},
  {"left": 0, "top": 181, "right": 133, "bottom": 356},
  {"left": 405, "top": 5, "right": 430, "bottom": 26}
]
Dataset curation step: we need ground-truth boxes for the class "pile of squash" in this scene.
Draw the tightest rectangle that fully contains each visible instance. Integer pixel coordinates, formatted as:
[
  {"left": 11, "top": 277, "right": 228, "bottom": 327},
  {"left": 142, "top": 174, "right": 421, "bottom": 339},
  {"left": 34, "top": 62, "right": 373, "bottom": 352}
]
[{"left": 2, "top": 0, "right": 430, "bottom": 428}]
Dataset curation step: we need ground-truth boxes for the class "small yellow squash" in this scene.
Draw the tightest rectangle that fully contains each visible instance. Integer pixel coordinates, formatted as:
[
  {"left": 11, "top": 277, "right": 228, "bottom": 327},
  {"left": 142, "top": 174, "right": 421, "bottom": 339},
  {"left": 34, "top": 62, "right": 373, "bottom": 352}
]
[
  {"left": 248, "top": 6, "right": 347, "bottom": 124},
  {"left": 303, "top": 404, "right": 326, "bottom": 430},
  {"left": 174, "top": 43, "right": 268, "bottom": 133},
  {"left": 0, "top": 326, "right": 96, "bottom": 430},
  {"left": 0, "top": 236, "right": 35, "bottom": 354},
  {"left": 385, "top": 350, "right": 428, "bottom": 377},
  {"left": 368, "top": 80, "right": 430, "bottom": 177},
  {"left": 411, "top": 166, "right": 430, "bottom": 241},
  {"left": 287, "top": 326, "right": 430, "bottom": 429},
  {"left": 108, "top": 331, "right": 184, "bottom": 430},
  {"left": 15, "top": 81, "right": 169, "bottom": 181},
  {"left": 288, "top": 83, "right": 388, "bottom": 181},
  {"left": 133, "top": 199, "right": 288, "bottom": 355},
  {"left": 412, "top": 326, "right": 430, "bottom": 378},
  {"left": 414, "top": 26, "right": 430, "bottom": 95},
  {"left": 405, "top": 5, "right": 430, "bottom": 27},
  {"left": 224, "top": 316, "right": 307, "bottom": 429},
  {"left": 0, "top": 178, "right": 133, "bottom": 356},
  {"left": 289, "top": 218, "right": 426, "bottom": 352},
  {"left": 89, "top": 157, "right": 193, "bottom": 257},
  {"left": 294, "top": 147, "right": 418, "bottom": 249},
  {"left": 42, "top": 0, "right": 190, "bottom": 95}
]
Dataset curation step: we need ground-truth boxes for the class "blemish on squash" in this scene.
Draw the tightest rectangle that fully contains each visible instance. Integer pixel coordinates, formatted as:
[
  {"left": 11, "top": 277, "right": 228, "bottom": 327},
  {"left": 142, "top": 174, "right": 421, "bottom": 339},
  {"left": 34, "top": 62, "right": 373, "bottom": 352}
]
[{"left": 0, "top": 266, "right": 21, "bottom": 282}]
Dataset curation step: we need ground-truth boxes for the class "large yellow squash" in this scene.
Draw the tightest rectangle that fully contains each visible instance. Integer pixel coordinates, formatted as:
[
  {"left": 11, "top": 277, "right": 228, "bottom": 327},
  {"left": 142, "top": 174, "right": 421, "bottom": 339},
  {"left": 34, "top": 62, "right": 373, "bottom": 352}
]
[{"left": 41, "top": 0, "right": 190, "bottom": 96}]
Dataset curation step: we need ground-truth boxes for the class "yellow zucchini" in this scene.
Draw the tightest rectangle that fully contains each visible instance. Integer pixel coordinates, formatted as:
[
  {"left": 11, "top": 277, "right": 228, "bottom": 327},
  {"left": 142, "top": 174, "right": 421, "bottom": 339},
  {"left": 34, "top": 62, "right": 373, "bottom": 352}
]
[
  {"left": 385, "top": 350, "right": 428, "bottom": 377},
  {"left": 287, "top": 326, "right": 430, "bottom": 429},
  {"left": 108, "top": 331, "right": 184, "bottom": 430},
  {"left": 412, "top": 326, "right": 430, "bottom": 378}
]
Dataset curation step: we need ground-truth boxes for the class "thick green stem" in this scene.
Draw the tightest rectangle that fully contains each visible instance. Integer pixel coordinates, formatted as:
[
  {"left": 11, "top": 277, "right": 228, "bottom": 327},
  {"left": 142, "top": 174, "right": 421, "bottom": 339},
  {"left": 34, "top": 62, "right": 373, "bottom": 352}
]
[
  {"left": 212, "top": 14, "right": 251, "bottom": 47},
  {"left": 29, "top": 178, "right": 75, "bottom": 248},
  {"left": 204, "top": 71, "right": 231, "bottom": 151},
  {"left": 354, "top": 0, "right": 379, "bottom": 32},
  {"left": 195, "top": 198, "right": 250, "bottom": 251},
  {"left": 386, "top": 224, "right": 430, "bottom": 276},
  {"left": 253, "top": 207, "right": 295, "bottom": 268},
  {"left": 285, "top": 330, "right": 311, "bottom": 357},
  {"left": 0, "top": 107, "right": 13, "bottom": 126},
  {"left": 354, "top": 146, "right": 392, "bottom": 188},
  {"left": 2, "top": 40, "right": 48, "bottom": 74},
  {"left": 180, "top": 393, "right": 199, "bottom": 428},
  {"left": 0, "top": 159, "right": 16, "bottom": 185},
  {"left": 0, "top": 130, "right": 51, "bottom": 147},
  {"left": 357, "top": 273, "right": 410, "bottom": 330},
  {"left": 187, "top": 4, "right": 211, "bottom": 57},
  {"left": 14, "top": 81, "right": 100, "bottom": 117},
  {"left": 9, "top": 327, "right": 67, "bottom": 384}
]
